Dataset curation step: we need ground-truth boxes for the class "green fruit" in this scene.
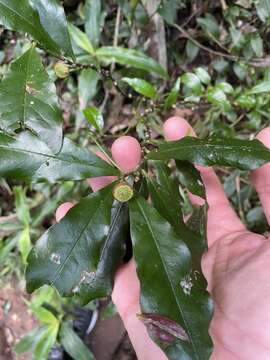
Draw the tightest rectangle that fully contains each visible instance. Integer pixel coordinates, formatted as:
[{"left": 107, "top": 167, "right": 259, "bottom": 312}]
[
  {"left": 113, "top": 182, "right": 134, "bottom": 202},
  {"left": 54, "top": 61, "right": 69, "bottom": 79}
]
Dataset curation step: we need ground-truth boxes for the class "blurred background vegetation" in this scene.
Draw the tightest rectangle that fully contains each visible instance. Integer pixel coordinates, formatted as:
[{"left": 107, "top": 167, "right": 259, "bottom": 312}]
[{"left": 1, "top": 0, "right": 270, "bottom": 358}]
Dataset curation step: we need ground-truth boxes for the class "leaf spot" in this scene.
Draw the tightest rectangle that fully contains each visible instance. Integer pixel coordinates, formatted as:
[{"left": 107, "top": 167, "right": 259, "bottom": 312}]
[
  {"left": 79, "top": 270, "right": 95, "bottom": 285},
  {"left": 180, "top": 275, "right": 193, "bottom": 295},
  {"left": 50, "top": 253, "right": 61, "bottom": 265}
]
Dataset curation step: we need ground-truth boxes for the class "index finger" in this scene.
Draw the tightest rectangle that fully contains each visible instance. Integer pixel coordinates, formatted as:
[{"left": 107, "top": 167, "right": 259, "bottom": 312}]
[{"left": 164, "top": 117, "right": 246, "bottom": 247}]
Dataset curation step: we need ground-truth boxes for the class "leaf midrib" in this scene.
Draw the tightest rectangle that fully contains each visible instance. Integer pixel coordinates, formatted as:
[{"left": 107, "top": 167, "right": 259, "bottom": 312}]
[
  {"left": 0, "top": 143, "right": 112, "bottom": 170},
  {"left": 136, "top": 200, "right": 198, "bottom": 359},
  {"left": 50, "top": 191, "right": 112, "bottom": 286}
]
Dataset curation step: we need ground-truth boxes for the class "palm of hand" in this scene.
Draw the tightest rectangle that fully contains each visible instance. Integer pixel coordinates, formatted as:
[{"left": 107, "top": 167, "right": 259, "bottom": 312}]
[{"left": 204, "top": 230, "right": 270, "bottom": 359}]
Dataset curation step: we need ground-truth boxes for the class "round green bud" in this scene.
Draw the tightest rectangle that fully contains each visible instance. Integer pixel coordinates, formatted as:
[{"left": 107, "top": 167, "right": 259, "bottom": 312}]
[
  {"left": 54, "top": 61, "right": 69, "bottom": 79},
  {"left": 113, "top": 182, "right": 134, "bottom": 202}
]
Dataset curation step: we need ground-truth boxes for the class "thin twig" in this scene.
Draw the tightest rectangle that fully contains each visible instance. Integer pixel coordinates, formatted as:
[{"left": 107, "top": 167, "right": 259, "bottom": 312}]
[{"left": 172, "top": 23, "right": 270, "bottom": 68}]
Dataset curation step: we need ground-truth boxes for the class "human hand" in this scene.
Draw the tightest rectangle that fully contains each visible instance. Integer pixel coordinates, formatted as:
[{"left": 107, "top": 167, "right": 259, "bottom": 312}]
[{"left": 56, "top": 120, "right": 270, "bottom": 360}]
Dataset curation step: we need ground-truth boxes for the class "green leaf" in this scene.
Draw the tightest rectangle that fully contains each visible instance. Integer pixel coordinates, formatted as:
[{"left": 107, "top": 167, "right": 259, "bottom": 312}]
[
  {"left": 147, "top": 137, "right": 270, "bottom": 170},
  {"left": 83, "top": 106, "right": 104, "bottom": 131},
  {"left": 0, "top": 46, "right": 63, "bottom": 153},
  {"left": 207, "top": 88, "right": 231, "bottom": 111},
  {"left": 96, "top": 47, "right": 168, "bottom": 78},
  {"left": 250, "top": 33, "right": 263, "bottom": 57},
  {"left": 14, "top": 186, "right": 30, "bottom": 226},
  {"left": 60, "top": 322, "right": 94, "bottom": 360},
  {"left": 247, "top": 81, "right": 270, "bottom": 95},
  {"left": 0, "top": 0, "right": 74, "bottom": 59},
  {"left": 14, "top": 326, "right": 47, "bottom": 354},
  {"left": 68, "top": 23, "right": 94, "bottom": 55},
  {"left": 31, "top": 306, "right": 58, "bottom": 326},
  {"left": 122, "top": 77, "right": 157, "bottom": 98},
  {"left": 158, "top": 0, "right": 183, "bottom": 24},
  {"left": 176, "top": 161, "right": 205, "bottom": 198},
  {"left": 78, "top": 201, "right": 129, "bottom": 304},
  {"left": 0, "top": 131, "right": 118, "bottom": 183},
  {"left": 216, "top": 82, "right": 234, "bottom": 94},
  {"left": 147, "top": 162, "right": 184, "bottom": 231},
  {"left": 181, "top": 73, "right": 202, "bottom": 93},
  {"left": 33, "top": 323, "right": 59, "bottom": 360},
  {"left": 164, "top": 77, "right": 181, "bottom": 110},
  {"left": 78, "top": 69, "right": 100, "bottom": 109},
  {"left": 197, "top": 13, "right": 220, "bottom": 39},
  {"left": 25, "top": 186, "right": 125, "bottom": 301},
  {"left": 256, "top": 0, "right": 270, "bottom": 22},
  {"left": 18, "top": 227, "right": 31, "bottom": 265},
  {"left": 185, "top": 40, "right": 199, "bottom": 62},
  {"left": 32, "top": 0, "right": 74, "bottom": 60},
  {"left": 129, "top": 196, "right": 213, "bottom": 359},
  {"left": 84, "top": 0, "right": 103, "bottom": 48},
  {"left": 195, "top": 68, "right": 210, "bottom": 85}
]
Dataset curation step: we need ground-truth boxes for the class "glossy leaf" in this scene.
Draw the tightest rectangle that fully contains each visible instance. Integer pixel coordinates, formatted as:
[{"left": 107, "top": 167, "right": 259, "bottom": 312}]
[
  {"left": 176, "top": 161, "right": 205, "bottom": 198},
  {"left": 32, "top": 0, "right": 74, "bottom": 60},
  {"left": 129, "top": 196, "right": 213, "bottom": 359},
  {"left": 122, "top": 77, "right": 157, "bottom": 98},
  {"left": 0, "top": 131, "right": 118, "bottom": 183},
  {"left": 60, "top": 322, "right": 95, "bottom": 360},
  {"left": 164, "top": 77, "right": 181, "bottom": 110},
  {"left": 84, "top": 0, "right": 103, "bottom": 48},
  {"left": 25, "top": 187, "right": 127, "bottom": 303},
  {"left": 96, "top": 47, "right": 168, "bottom": 78},
  {"left": 83, "top": 106, "right": 104, "bottom": 131},
  {"left": 0, "top": 0, "right": 74, "bottom": 59},
  {"left": 147, "top": 137, "right": 270, "bottom": 170},
  {"left": 78, "top": 201, "right": 128, "bottom": 304},
  {"left": 147, "top": 162, "right": 184, "bottom": 231},
  {"left": 68, "top": 23, "right": 94, "bottom": 55},
  {"left": 0, "top": 46, "right": 63, "bottom": 153}
]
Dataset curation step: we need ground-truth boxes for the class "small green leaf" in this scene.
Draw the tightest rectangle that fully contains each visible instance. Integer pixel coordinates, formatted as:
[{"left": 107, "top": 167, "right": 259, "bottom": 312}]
[
  {"left": 247, "top": 81, "right": 270, "bottom": 95},
  {"left": 195, "top": 68, "right": 210, "bottom": 85},
  {"left": 207, "top": 88, "right": 231, "bottom": 111},
  {"left": 78, "top": 69, "right": 100, "bottom": 109},
  {"left": 96, "top": 46, "right": 168, "bottom": 78},
  {"left": 33, "top": 323, "right": 58, "bottom": 360},
  {"left": 164, "top": 77, "right": 181, "bottom": 110},
  {"left": 18, "top": 227, "right": 31, "bottom": 265},
  {"left": 14, "top": 186, "right": 30, "bottom": 226},
  {"left": 0, "top": 131, "right": 118, "bottom": 183},
  {"left": 68, "top": 23, "right": 94, "bottom": 55},
  {"left": 216, "top": 82, "right": 234, "bottom": 94},
  {"left": 181, "top": 73, "right": 202, "bottom": 93},
  {"left": 186, "top": 40, "right": 199, "bottom": 62},
  {"left": 84, "top": 0, "right": 103, "bottom": 48},
  {"left": 176, "top": 161, "right": 205, "bottom": 198},
  {"left": 147, "top": 137, "right": 270, "bottom": 170},
  {"left": 256, "top": 0, "right": 270, "bottom": 22},
  {"left": 0, "top": 46, "right": 63, "bottom": 153},
  {"left": 122, "top": 77, "right": 157, "bottom": 98},
  {"left": 60, "top": 322, "right": 95, "bottom": 360},
  {"left": 83, "top": 106, "right": 104, "bottom": 131},
  {"left": 14, "top": 326, "right": 47, "bottom": 355},
  {"left": 197, "top": 13, "right": 220, "bottom": 39},
  {"left": 250, "top": 33, "right": 263, "bottom": 57}
]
